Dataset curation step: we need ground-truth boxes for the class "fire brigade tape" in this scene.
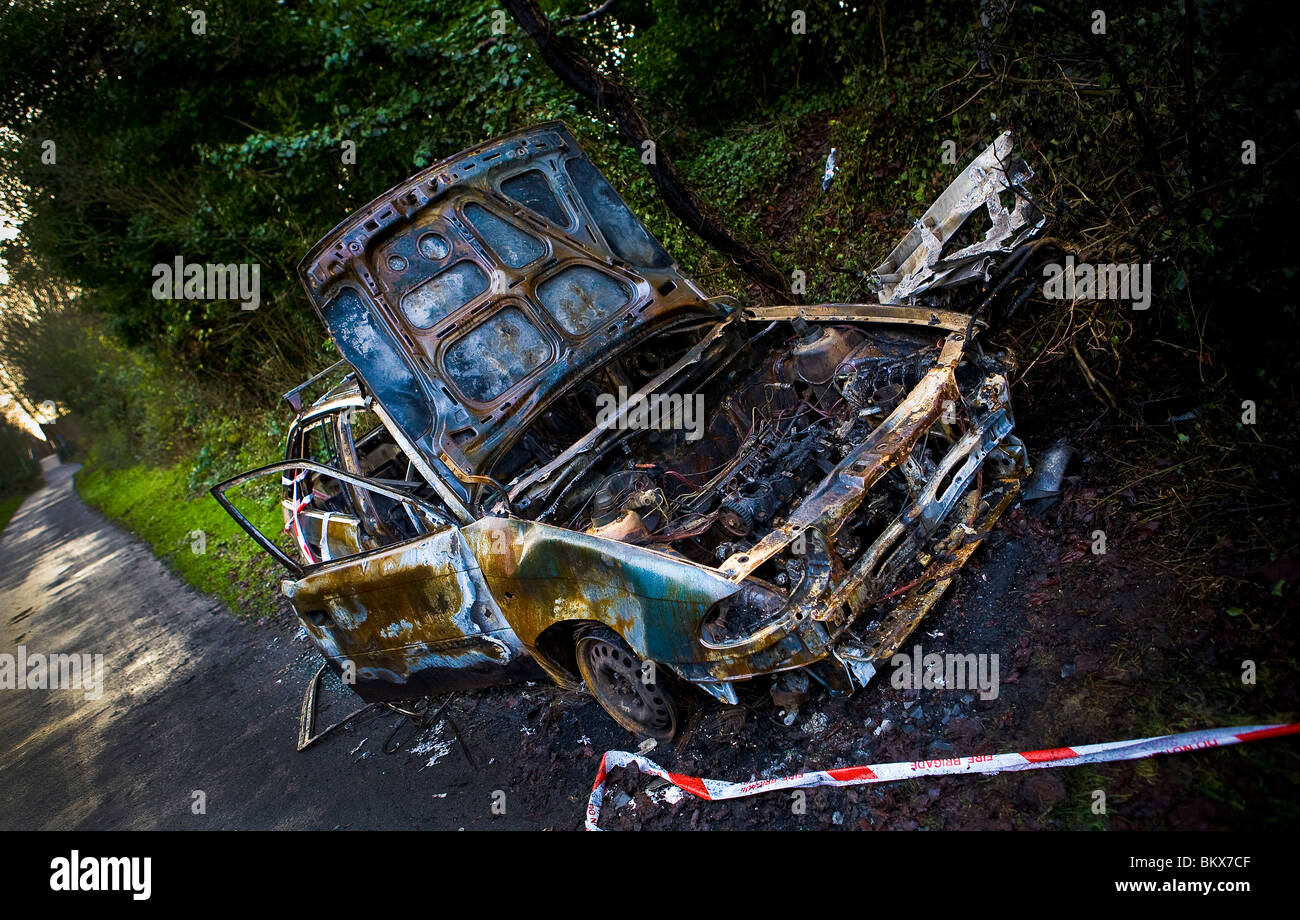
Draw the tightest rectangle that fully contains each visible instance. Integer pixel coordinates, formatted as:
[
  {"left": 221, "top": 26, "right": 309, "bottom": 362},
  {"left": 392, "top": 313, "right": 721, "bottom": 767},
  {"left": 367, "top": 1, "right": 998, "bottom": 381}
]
[{"left": 585, "top": 722, "right": 1300, "bottom": 829}]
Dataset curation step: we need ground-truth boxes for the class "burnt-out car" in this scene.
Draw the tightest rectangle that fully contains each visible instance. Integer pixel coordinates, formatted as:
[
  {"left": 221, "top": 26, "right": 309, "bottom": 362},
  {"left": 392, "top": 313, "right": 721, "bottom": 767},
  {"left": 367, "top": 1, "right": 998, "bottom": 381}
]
[{"left": 214, "top": 123, "right": 1044, "bottom": 738}]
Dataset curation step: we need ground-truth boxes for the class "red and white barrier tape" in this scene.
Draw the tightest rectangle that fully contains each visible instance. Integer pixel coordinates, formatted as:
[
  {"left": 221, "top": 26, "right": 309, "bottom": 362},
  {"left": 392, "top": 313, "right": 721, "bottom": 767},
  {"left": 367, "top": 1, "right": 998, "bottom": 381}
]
[
  {"left": 284, "top": 481, "right": 316, "bottom": 565},
  {"left": 585, "top": 721, "right": 1300, "bottom": 830}
]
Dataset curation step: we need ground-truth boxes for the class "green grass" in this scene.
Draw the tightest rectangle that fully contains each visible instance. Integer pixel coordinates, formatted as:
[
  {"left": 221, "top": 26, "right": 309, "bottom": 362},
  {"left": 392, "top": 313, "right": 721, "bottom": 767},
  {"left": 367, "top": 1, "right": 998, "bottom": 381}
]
[
  {"left": 75, "top": 457, "right": 286, "bottom": 619},
  {"left": 0, "top": 478, "right": 42, "bottom": 536}
]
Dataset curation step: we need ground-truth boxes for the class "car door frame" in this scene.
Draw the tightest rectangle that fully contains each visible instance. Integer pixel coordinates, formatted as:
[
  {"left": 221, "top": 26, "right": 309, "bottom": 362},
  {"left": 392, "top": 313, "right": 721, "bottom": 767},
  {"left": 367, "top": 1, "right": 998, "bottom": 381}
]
[
  {"left": 212, "top": 459, "right": 448, "bottom": 578},
  {"left": 213, "top": 460, "right": 527, "bottom": 697}
]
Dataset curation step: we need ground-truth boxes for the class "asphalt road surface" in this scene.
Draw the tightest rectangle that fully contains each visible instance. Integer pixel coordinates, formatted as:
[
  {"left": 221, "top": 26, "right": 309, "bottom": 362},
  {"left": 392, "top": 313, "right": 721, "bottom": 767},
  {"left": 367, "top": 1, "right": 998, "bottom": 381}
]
[{"left": 0, "top": 456, "right": 596, "bottom": 830}]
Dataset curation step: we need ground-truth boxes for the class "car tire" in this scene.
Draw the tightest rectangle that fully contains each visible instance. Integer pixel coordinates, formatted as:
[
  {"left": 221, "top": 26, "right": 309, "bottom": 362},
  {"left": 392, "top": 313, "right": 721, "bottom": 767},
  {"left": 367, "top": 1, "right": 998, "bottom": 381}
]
[{"left": 575, "top": 625, "right": 678, "bottom": 740}]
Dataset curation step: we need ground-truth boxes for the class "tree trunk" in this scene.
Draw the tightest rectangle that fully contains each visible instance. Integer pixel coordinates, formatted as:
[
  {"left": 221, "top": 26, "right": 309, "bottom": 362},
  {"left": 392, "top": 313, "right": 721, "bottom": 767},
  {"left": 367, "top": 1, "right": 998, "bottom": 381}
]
[{"left": 504, "top": 0, "right": 789, "bottom": 300}]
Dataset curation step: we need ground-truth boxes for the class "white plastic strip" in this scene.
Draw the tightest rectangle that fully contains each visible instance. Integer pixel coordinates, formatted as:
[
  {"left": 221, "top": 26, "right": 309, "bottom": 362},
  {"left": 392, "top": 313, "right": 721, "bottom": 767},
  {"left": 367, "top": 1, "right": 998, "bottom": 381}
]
[{"left": 318, "top": 511, "right": 334, "bottom": 562}]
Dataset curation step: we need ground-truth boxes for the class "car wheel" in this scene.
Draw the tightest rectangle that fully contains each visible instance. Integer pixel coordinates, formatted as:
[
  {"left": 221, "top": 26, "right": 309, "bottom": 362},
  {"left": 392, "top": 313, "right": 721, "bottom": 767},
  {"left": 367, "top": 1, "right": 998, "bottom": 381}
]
[{"left": 575, "top": 625, "right": 678, "bottom": 740}]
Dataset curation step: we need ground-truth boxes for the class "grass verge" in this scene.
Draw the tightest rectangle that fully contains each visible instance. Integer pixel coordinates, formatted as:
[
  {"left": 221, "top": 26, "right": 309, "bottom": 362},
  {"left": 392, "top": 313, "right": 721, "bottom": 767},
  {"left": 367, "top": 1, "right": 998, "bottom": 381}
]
[{"left": 0, "top": 477, "right": 43, "bottom": 536}]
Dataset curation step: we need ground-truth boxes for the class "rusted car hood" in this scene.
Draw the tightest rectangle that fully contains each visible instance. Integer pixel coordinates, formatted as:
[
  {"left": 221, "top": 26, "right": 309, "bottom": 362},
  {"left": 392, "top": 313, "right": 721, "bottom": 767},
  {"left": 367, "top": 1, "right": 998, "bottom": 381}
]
[{"left": 296, "top": 122, "right": 720, "bottom": 504}]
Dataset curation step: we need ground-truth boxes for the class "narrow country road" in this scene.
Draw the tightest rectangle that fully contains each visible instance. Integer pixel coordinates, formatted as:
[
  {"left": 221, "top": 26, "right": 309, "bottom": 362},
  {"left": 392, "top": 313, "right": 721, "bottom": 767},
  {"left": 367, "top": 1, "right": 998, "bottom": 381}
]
[{"left": 0, "top": 457, "right": 595, "bottom": 830}]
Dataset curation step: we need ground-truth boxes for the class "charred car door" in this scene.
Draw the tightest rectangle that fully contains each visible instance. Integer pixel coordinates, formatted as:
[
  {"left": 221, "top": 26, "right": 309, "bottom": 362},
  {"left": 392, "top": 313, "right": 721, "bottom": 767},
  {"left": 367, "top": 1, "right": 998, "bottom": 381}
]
[{"left": 214, "top": 460, "right": 533, "bottom": 701}]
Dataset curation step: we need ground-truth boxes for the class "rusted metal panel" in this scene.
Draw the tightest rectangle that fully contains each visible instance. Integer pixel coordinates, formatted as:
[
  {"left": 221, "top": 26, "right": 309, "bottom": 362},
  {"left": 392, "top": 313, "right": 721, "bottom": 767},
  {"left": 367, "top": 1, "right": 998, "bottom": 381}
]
[
  {"left": 873, "top": 132, "right": 1044, "bottom": 304},
  {"left": 296, "top": 123, "right": 721, "bottom": 506},
  {"left": 461, "top": 517, "right": 737, "bottom": 666},
  {"left": 744, "top": 303, "right": 981, "bottom": 333},
  {"left": 285, "top": 520, "right": 531, "bottom": 701}
]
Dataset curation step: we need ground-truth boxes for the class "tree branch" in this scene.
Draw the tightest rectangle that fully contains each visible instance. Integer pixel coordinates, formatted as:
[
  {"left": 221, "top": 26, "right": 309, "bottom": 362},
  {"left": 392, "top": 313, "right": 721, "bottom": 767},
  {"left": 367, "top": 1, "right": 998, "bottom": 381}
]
[
  {"left": 563, "top": 0, "right": 617, "bottom": 26},
  {"left": 504, "top": 0, "right": 788, "bottom": 299}
]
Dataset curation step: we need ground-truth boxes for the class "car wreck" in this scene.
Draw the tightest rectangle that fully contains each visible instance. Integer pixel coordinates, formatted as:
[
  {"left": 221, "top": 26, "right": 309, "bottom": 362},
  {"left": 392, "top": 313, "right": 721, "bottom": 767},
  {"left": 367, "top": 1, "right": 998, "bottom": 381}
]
[{"left": 214, "top": 123, "right": 1045, "bottom": 739}]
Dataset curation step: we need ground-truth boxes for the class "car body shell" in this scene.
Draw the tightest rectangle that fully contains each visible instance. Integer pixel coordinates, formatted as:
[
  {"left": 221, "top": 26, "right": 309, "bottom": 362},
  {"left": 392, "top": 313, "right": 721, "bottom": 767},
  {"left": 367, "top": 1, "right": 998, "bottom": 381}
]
[{"left": 214, "top": 123, "right": 1040, "bottom": 718}]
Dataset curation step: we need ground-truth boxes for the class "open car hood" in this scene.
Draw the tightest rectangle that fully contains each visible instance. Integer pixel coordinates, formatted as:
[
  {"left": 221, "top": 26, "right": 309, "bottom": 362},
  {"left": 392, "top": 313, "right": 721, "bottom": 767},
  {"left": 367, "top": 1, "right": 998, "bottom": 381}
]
[{"left": 297, "top": 122, "right": 722, "bottom": 501}]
